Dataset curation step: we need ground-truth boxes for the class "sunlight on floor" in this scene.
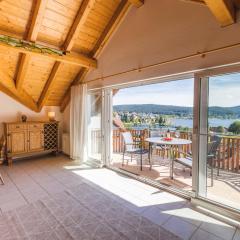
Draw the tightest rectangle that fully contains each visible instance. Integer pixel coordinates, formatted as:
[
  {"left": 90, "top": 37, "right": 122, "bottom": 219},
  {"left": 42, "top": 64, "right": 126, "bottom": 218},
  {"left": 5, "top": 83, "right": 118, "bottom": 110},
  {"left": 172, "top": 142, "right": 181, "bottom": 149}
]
[
  {"left": 63, "top": 164, "right": 92, "bottom": 170},
  {"left": 1, "top": 155, "right": 238, "bottom": 240},
  {"left": 72, "top": 168, "right": 187, "bottom": 208},
  {"left": 163, "top": 207, "right": 231, "bottom": 227},
  {"left": 71, "top": 167, "right": 239, "bottom": 240}
]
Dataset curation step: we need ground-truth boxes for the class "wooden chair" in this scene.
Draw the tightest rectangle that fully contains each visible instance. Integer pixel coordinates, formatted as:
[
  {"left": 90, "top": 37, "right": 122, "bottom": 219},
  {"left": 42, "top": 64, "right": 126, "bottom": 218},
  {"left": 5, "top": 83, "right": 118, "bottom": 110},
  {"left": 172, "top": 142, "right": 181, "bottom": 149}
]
[
  {"left": 0, "top": 136, "right": 5, "bottom": 185},
  {"left": 122, "top": 131, "right": 150, "bottom": 171}
]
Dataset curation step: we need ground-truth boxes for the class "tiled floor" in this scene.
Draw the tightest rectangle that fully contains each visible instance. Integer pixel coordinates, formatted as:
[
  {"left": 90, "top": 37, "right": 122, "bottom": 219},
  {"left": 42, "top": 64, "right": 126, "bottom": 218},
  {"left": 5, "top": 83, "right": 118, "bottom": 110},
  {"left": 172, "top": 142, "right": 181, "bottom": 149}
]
[{"left": 0, "top": 154, "right": 239, "bottom": 240}]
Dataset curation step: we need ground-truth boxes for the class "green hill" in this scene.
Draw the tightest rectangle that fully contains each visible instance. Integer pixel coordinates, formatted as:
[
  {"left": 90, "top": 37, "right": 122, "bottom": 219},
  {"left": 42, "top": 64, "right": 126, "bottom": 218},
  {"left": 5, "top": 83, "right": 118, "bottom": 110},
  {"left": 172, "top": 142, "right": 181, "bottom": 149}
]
[{"left": 113, "top": 104, "right": 240, "bottom": 118}]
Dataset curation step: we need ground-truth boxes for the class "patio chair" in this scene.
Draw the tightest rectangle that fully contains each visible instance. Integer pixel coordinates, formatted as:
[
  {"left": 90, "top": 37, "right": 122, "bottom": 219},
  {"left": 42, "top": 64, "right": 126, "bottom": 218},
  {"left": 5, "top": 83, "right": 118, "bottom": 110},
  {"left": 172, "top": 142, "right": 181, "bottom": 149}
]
[
  {"left": 121, "top": 131, "right": 150, "bottom": 171},
  {"left": 0, "top": 136, "right": 5, "bottom": 185},
  {"left": 174, "top": 137, "right": 221, "bottom": 187},
  {"left": 149, "top": 130, "right": 170, "bottom": 158}
]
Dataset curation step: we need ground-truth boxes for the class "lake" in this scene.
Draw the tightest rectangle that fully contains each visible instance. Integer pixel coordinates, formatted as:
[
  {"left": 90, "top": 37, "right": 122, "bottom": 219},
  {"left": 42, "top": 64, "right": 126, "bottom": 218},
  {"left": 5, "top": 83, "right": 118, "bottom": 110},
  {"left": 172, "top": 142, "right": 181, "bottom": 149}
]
[
  {"left": 128, "top": 118, "right": 240, "bottom": 130},
  {"left": 171, "top": 118, "right": 240, "bottom": 128}
]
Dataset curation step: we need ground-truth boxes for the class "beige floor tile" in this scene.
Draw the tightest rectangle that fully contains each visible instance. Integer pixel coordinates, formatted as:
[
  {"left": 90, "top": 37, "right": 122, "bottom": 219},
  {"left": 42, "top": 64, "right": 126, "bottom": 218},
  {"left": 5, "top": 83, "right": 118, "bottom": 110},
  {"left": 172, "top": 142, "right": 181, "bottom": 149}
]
[
  {"left": 0, "top": 155, "right": 238, "bottom": 240},
  {"left": 161, "top": 205, "right": 210, "bottom": 227},
  {"left": 0, "top": 197, "right": 27, "bottom": 212},
  {"left": 141, "top": 206, "right": 171, "bottom": 225},
  {"left": 200, "top": 217, "right": 236, "bottom": 240},
  {"left": 190, "top": 228, "right": 223, "bottom": 240},
  {"left": 163, "top": 216, "right": 198, "bottom": 240}
]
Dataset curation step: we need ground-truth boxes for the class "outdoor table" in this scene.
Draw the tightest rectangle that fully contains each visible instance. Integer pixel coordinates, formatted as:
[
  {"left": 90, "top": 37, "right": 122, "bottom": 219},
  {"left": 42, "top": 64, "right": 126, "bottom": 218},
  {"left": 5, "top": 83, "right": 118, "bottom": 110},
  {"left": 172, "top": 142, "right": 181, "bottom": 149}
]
[{"left": 145, "top": 137, "right": 192, "bottom": 179}]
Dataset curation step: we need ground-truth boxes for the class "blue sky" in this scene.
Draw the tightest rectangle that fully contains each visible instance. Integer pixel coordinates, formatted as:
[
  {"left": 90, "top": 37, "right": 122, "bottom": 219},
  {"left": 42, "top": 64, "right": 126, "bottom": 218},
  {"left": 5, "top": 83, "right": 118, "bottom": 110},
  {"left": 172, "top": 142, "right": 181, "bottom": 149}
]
[{"left": 113, "top": 73, "right": 240, "bottom": 107}]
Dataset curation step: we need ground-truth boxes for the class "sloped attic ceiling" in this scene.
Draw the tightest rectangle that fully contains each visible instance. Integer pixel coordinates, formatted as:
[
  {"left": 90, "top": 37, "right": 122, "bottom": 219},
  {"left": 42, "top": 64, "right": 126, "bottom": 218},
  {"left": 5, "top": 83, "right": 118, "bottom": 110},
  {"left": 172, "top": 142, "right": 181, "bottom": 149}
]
[
  {"left": 0, "top": 0, "right": 238, "bottom": 112},
  {"left": 0, "top": 0, "right": 143, "bottom": 112}
]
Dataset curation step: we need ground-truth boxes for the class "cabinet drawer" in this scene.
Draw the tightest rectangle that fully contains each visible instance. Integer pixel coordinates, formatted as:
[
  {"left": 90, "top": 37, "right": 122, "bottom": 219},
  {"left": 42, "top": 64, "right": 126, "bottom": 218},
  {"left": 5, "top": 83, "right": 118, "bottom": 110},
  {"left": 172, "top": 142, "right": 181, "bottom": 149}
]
[
  {"left": 8, "top": 124, "right": 27, "bottom": 132},
  {"left": 28, "top": 124, "right": 44, "bottom": 131}
]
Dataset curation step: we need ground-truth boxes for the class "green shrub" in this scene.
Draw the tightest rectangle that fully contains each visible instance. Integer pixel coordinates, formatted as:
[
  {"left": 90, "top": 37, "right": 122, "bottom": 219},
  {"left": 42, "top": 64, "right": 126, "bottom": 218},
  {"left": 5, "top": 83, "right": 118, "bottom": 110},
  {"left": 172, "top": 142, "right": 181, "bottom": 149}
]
[{"left": 228, "top": 121, "right": 240, "bottom": 134}]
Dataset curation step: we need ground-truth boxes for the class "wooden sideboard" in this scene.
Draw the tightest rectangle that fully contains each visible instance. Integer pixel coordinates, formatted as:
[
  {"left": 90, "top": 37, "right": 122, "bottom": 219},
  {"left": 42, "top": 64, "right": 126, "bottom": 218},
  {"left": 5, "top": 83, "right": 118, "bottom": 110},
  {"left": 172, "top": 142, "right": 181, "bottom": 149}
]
[{"left": 3, "top": 121, "right": 59, "bottom": 165}]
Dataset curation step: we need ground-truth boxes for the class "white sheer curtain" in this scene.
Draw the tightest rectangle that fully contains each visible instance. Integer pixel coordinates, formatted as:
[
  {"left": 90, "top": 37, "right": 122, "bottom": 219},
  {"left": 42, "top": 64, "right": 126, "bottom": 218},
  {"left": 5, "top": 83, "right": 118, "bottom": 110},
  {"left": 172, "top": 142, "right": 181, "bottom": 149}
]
[{"left": 70, "top": 84, "right": 87, "bottom": 161}]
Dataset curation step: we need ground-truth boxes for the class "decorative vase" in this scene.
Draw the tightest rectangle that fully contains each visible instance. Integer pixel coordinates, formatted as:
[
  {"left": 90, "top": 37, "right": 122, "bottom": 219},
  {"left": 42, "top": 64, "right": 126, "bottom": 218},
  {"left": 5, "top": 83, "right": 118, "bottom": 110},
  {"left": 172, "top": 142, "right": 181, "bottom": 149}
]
[{"left": 21, "top": 115, "right": 27, "bottom": 122}]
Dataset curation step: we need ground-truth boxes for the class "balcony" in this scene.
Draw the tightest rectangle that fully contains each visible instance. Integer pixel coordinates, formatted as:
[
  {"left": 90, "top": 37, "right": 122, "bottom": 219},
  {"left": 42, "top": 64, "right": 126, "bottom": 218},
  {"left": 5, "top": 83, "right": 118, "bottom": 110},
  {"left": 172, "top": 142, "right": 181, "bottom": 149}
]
[{"left": 105, "top": 129, "right": 240, "bottom": 209}]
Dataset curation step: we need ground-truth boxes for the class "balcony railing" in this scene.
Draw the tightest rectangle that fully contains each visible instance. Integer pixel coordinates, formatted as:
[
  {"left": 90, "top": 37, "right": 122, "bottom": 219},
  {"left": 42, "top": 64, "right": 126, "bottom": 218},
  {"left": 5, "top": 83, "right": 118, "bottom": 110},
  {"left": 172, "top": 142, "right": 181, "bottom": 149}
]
[
  {"left": 91, "top": 129, "right": 240, "bottom": 172},
  {"left": 111, "top": 129, "right": 240, "bottom": 173}
]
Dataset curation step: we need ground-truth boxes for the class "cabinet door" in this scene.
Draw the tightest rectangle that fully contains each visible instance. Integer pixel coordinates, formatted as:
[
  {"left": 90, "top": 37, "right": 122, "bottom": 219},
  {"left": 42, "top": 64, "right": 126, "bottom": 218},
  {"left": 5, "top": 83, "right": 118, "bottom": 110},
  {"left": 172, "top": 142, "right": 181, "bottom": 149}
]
[
  {"left": 7, "top": 131, "right": 28, "bottom": 155},
  {"left": 28, "top": 130, "right": 44, "bottom": 152}
]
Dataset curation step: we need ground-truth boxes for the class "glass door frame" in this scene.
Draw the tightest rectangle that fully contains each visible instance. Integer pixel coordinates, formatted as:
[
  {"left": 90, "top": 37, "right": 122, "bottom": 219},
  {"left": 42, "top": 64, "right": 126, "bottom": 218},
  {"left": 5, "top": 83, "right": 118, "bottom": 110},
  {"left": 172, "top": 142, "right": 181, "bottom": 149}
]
[
  {"left": 87, "top": 88, "right": 113, "bottom": 167},
  {"left": 102, "top": 88, "right": 113, "bottom": 167},
  {"left": 102, "top": 74, "right": 196, "bottom": 199},
  {"left": 98, "top": 64, "right": 240, "bottom": 218},
  {"left": 193, "top": 64, "right": 240, "bottom": 219}
]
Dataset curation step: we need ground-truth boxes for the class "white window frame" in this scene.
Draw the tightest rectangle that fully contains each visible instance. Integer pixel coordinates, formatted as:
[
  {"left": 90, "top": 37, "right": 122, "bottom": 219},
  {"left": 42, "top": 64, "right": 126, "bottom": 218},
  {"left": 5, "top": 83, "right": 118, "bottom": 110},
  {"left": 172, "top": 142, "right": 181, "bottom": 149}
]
[
  {"left": 86, "top": 89, "right": 103, "bottom": 165},
  {"left": 193, "top": 64, "right": 240, "bottom": 220},
  {"left": 101, "top": 88, "right": 113, "bottom": 166}
]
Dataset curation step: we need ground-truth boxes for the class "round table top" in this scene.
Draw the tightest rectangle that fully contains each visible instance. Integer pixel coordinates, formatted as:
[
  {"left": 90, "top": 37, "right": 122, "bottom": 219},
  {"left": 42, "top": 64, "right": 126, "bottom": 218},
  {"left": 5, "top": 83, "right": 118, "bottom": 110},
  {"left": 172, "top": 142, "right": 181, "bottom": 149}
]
[{"left": 145, "top": 137, "right": 192, "bottom": 145}]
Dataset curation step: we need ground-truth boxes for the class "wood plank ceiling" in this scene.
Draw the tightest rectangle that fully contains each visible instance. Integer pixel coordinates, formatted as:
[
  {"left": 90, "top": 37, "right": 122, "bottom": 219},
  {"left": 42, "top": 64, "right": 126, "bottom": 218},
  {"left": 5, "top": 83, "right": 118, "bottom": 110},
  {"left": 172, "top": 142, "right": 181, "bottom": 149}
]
[
  {"left": 0, "top": 0, "right": 139, "bottom": 112},
  {"left": 0, "top": 0, "right": 238, "bottom": 112}
]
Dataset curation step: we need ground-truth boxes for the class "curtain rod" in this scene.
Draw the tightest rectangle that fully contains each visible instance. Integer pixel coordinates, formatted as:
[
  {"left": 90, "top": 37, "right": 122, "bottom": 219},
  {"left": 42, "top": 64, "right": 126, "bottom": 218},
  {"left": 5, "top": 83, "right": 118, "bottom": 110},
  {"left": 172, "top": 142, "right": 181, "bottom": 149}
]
[{"left": 84, "top": 42, "right": 240, "bottom": 84}]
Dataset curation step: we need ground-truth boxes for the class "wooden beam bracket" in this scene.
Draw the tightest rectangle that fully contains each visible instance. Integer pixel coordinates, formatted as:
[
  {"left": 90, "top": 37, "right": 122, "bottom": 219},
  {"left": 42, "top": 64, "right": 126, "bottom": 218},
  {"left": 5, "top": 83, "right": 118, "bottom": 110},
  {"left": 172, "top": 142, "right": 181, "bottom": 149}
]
[{"left": 203, "top": 0, "right": 236, "bottom": 27}]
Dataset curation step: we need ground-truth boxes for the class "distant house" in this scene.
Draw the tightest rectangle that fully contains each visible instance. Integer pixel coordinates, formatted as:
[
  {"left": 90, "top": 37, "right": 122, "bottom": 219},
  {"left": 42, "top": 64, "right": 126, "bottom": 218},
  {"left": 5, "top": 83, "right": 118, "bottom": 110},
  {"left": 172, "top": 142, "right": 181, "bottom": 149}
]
[{"left": 210, "top": 126, "right": 228, "bottom": 134}]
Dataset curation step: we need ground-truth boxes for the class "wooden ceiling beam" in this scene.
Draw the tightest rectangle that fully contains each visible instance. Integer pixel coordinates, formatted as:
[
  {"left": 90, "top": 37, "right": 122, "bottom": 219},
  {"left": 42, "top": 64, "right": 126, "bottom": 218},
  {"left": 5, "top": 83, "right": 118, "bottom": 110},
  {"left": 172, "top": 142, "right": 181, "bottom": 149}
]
[
  {"left": 0, "top": 73, "right": 38, "bottom": 112},
  {"left": 128, "top": 0, "right": 144, "bottom": 7},
  {"left": 60, "top": 87, "right": 71, "bottom": 112},
  {"left": 0, "top": 83, "right": 38, "bottom": 112},
  {"left": 203, "top": 0, "right": 235, "bottom": 26},
  {"left": 60, "top": 69, "right": 86, "bottom": 112},
  {"left": 0, "top": 39, "right": 97, "bottom": 68},
  {"left": 60, "top": 0, "right": 132, "bottom": 112},
  {"left": 91, "top": 0, "right": 131, "bottom": 57},
  {"left": 38, "top": 0, "right": 96, "bottom": 111},
  {"left": 16, "top": 0, "right": 48, "bottom": 91},
  {"left": 15, "top": 55, "right": 31, "bottom": 90},
  {"left": 63, "top": 0, "right": 97, "bottom": 52},
  {"left": 26, "top": 0, "right": 48, "bottom": 41},
  {"left": 38, "top": 62, "right": 61, "bottom": 110}
]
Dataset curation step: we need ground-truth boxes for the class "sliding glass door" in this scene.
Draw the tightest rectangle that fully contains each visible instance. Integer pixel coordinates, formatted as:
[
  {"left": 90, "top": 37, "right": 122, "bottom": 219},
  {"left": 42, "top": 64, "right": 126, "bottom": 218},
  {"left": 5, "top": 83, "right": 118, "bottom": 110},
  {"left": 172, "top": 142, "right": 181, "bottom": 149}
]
[
  {"left": 86, "top": 68, "right": 240, "bottom": 215},
  {"left": 108, "top": 78, "right": 194, "bottom": 196},
  {"left": 196, "top": 71, "right": 240, "bottom": 211}
]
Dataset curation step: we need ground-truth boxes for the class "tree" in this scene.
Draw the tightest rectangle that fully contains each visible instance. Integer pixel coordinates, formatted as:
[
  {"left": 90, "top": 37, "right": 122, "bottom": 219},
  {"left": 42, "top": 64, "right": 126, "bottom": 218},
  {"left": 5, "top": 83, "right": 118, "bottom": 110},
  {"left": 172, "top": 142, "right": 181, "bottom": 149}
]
[
  {"left": 228, "top": 121, "right": 240, "bottom": 134},
  {"left": 158, "top": 115, "right": 166, "bottom": 126},
  {"left": 176, "top": 126, "right": 189, "bottom": 132},
  {"left": 216, "top": 126, "right": 225, "bottom": 133},
  {"left": 209, "top": 126, "right": 225, "bottom": 133}
]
